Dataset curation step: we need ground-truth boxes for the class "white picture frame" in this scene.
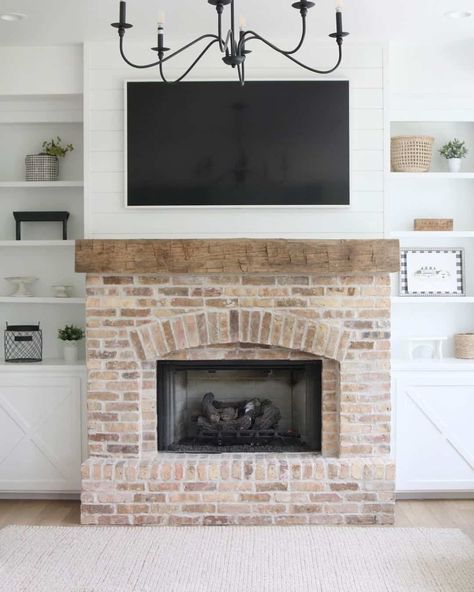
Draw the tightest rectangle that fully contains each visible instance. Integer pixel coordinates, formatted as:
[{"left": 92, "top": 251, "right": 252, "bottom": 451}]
[{"left": 400, "top": 248, "right": 465, "bottom": 297}]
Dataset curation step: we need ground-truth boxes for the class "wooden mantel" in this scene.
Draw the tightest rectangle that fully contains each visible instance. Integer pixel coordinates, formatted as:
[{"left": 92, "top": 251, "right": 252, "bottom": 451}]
[{"left": 75, "top": 239, "right": 400, "bottom": 274}]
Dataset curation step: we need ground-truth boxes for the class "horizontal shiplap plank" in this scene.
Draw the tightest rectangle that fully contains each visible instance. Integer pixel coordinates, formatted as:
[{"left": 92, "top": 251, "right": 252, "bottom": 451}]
[
  {"left": 88, "top": 210, "right": 384, "bottom": 236},
  {"left": 88, "top": 41, "right": 384, "bottom": 70},
  {"left": 352, "top": 172, "right": 384, "bottom": 192},
  {"left": 88, "top": 66, "right": 383, "bottom": 91},
  {"left": 90, "top": 110, "right": 124, "bottom": 131},
  {"left": 351, "top": 88, "right": 384, "bottom": 109},
  {"left": 89, "top": 151, "right": 123, "bottom": 172},
  {"left": 89, "top": 191, "right": 384, "bottom": 214},
  {"left": 90, "top": 130, "right": 124, "bottom": 152},
  {"left": 351, "top": 129, "right": 384, "bottom": 151},
  {"left": 351, "top": 150, "right": 384, "bottom": 172},
  {"left": 351, "top": 109, "right": 384, "bottom": 130}
]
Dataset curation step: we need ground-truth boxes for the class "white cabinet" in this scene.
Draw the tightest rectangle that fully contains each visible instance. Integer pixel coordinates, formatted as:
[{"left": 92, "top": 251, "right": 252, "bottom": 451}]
[
  {"left": 0, "top": 364, "right": 86, "bottom": 494},
  {"left": 393, "top": 364, "right": 474, "bottom": 495}
]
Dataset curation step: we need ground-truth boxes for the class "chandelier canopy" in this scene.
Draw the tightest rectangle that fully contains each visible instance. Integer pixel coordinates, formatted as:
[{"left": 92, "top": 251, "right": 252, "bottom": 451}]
[{"left": 112, "top": 0, "right": 349, "bottom": 85}]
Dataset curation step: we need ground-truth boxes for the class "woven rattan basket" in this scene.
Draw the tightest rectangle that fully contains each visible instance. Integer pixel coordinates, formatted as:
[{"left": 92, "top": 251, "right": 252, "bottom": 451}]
[
  {"left": 454, "top": 333, "right": 474, "bottom": 359},
  {"left": 391, "top": 136, "right": 435, "bottom": 172}
]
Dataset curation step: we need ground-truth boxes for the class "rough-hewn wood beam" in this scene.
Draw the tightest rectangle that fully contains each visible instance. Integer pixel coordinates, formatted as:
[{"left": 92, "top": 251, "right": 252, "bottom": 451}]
[{"left": 75, "top": 239, "right": 400, "bottom": 274}]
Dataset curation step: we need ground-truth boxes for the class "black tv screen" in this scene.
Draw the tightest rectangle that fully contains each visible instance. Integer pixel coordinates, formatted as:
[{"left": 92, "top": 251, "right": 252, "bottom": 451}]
[{"left": 126, "top": 81, "right": 349, "bottom": 206}]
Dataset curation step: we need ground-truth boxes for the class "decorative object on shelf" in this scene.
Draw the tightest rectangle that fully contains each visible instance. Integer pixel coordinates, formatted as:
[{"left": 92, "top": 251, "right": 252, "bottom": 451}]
[
  {"left": 25, "top": 137, "right": 74, "bottom": 182},
  {"left": 4, "top": 323, "right": 42, "bottom": 363},
  {"left": 454, "top": 333, "right": 474, "bottom": 359},
  {"left": 414, "top": 219, "right": 454, "bottom": 231},
  {"left": 111, "top": 0, "right": 349, "bottom": 85},
  {"left": 4, "top": 276, "right": 38, "bottom": 297},
  {"left": 13, "top": 211, "right": 70, "bottom": 240},
  {"left": 58, "top": 324, "right": 85, "bottom": 363},
  {"left": 52, "top": 285, "right": 73, "bottom": 298},
  {"left": 400, "top": 248, "right": 465, "bottom": 297},
  {"left": 406, "top": 336, "right": 447, "bottom": 360},
  {"left": 391, "top": 136, "right": 434, "bottom": 172},
  {"left": 439, "top": 138, "right": 468, "bottom": 173}
]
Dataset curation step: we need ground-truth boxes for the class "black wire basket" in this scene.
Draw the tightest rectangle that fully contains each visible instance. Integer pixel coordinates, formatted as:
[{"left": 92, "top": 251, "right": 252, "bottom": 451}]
[{"left": 4, "top": 323, "right": 43, "bottom": 363}]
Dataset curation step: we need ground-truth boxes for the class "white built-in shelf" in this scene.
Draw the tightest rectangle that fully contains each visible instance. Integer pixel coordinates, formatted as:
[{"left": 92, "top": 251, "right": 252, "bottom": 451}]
[
  {"left": 0, "top": 240, "right": 75, "bottom": 247},
  {"left": 0, "top": 297, "right": 85, "bottom": 304},
  {"left": 392, "top": 296, "right": 474, "bottom": 304},
  {"left": 0, "top": 358, "right": 86, "bottom": 371},
  {"left": 0, "top": 181, "right": 83, "bottom": 188},
  {"left": 388, "top": 172, "right": 474, "bottom": 180},
  {"left": 390, "top": 231, "right": 474, "bottom": 239},
  {"left": 393, "top": 358, "right": 474, "bottom": 372}
]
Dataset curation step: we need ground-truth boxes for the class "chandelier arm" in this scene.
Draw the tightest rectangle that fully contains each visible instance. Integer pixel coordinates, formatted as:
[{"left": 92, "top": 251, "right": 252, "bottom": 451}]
[
  {"left": 119, "top": 33, "right": 219, "bottom": 69},
  {"left": 238, "top": 15, "right": 306, "bottom": 58},
  {"left": 159, "top": 39, "right": 220, "bottom": 84},
  {"left": 240, "top": 32, "right": 343, "bottom": 74},
  {"left": 217, "top": 10, "right": 226, "bottom": 53},
  {"left": 280, "top": 44, "right": 343, "bottom": 74}
]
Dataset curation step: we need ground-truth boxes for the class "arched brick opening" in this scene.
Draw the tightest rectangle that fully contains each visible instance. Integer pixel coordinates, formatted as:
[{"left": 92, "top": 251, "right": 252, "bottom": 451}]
[
  {"left": 129, "top": 310, "right": 352, "bottom": 364},
  {"left": 125, "top": 311, "right": 349, "bottom": 457}
]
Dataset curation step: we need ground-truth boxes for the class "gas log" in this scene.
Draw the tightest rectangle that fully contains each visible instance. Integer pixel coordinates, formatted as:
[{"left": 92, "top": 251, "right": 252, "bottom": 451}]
[{"left": 198, "top": 392, "right": 281, "bottom": 431}]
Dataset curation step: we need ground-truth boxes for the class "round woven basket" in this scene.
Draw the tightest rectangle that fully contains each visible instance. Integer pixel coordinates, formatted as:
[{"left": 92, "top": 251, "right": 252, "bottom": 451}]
[
  {"left": 391, "top": 136, "right": 434, "bottom": 172},
  {"left": 454, "top": 333, "right": 474, "bottom": 359}
]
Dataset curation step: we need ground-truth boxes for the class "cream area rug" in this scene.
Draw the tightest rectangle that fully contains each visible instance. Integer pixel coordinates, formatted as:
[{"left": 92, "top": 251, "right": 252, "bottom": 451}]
[{"left": 0, "top": 526, "right": 473, "bottom": 592}]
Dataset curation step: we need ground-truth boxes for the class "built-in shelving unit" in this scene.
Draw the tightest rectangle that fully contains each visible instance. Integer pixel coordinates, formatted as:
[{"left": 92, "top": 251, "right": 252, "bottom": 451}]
[
  {"left": 0, "top": 93, "right": 85, "bottom": 364},
  {"left": 387, "top": 116, "right": 474, "bottom": 360}
]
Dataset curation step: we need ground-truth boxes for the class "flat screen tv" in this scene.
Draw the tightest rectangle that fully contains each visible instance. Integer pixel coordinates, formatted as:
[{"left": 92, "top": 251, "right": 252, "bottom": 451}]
[{"left": 126, "top": 81, "right": 349, "bottom": 207}]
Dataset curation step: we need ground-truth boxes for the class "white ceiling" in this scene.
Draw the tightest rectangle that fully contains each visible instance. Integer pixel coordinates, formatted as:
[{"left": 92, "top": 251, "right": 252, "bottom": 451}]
[{"left": 0, "top": 0, "right": 473, "bottom": 46}]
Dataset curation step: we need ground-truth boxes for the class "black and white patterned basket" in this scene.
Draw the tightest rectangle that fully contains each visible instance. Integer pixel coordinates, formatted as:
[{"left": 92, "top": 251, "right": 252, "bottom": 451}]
[
  {"left": 4, "top": 323, "right": 43, "bottom": 363},
  {"left": 25, "top": 154, "right": 59, "bottom": 182}
]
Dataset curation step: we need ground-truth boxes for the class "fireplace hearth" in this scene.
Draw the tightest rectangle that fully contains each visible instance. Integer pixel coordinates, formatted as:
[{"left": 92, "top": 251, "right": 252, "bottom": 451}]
[{"left": 158, "top": 360, "right": 322, "bottom": 454}]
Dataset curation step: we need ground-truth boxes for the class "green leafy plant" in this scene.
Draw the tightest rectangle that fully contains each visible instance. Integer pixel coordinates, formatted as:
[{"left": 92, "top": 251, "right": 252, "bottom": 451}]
[
  {"left": 58, "top": 324, "right": 85, "bottom": 342},
  {"left": 439, "top": 138, "right": 468, "bottom": 160},
  {"left": 41, "top": 137, "right": 74, "bottom": 158}
]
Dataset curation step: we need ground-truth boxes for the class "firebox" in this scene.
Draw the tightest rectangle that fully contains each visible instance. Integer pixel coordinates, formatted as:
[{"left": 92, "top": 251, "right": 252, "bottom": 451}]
[{"left": 157, "top": 360, "right": 322, "bottom": 453}]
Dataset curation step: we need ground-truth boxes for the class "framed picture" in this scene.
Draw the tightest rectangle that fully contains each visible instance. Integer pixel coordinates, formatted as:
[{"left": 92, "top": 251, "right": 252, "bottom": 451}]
[{"left": 400, "top": 248, "right": 465, "bottom": 297}]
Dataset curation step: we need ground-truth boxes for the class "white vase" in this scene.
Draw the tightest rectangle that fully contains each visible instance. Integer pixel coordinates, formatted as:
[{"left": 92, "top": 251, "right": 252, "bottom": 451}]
[
  {"left": 448, "top": 158, "right": 462, "bottom": 173},
  {"left": 63, "top": 341, "right": 79, "bottom": 363}
]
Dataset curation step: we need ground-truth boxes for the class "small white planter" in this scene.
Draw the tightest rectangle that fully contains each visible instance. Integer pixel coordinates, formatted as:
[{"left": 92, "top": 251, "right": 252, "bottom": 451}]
[
  {"left": 448, "top": 158, "right": 462, "bottom": 173},
  {"left": 63, "top": 341, "right": 79, "bottom": 363}
]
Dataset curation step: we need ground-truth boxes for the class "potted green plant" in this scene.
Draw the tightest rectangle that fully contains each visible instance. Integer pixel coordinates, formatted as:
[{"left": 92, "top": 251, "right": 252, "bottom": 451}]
[
  {"left": 58, "top": 324, "right": 85, "bottom": 363},
  {"left": 439, "top": 138, "right": 468, "bottom": 173},
  {"left": 25, "top": 137, "right": 74, "bottom": 182}
]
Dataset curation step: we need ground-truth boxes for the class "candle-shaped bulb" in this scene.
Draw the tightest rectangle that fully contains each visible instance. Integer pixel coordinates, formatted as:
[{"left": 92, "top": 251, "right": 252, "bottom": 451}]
[
  {"left": 336, "top": 0, "right": 343, "bottom": 11},
  {"left": 158, "top": 10, "right": 165, "bottom": 27},
  {"left": 239, "top": 15, "right": 246, "bottom": 31},
  {"left": 119, "top": 1, "right": 126, "bottom": 25},
  {"left": 336, "top": 7, "right": 343, "bottom": 35}
]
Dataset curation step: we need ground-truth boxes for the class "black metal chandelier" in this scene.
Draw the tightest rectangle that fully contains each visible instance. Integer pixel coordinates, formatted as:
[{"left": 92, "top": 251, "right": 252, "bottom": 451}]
[{"left": 112, "top": 0, "right": 349, "bottom": 85}]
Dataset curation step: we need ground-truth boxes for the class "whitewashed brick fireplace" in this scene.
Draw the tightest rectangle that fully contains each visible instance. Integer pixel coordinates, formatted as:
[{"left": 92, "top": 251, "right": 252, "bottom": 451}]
[{"left": 77, "top": 239, "right": 399, "bottom": 526}]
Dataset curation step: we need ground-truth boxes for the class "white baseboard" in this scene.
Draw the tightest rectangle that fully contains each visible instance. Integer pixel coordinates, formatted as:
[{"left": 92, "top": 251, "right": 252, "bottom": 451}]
[{"left": 396, "top": 491, "right": 474, "bottom": 500}]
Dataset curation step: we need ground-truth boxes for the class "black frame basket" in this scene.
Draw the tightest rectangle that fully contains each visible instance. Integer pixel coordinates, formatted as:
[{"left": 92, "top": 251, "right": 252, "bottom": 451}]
[{"left": 4, "top": 323, "right": 43, "bottom": 363}]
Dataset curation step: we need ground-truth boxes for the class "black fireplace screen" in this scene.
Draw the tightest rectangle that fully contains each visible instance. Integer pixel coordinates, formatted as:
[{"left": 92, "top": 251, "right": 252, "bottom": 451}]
[{"left": 157, "top": 360, "right": 322, "bottom": 453}]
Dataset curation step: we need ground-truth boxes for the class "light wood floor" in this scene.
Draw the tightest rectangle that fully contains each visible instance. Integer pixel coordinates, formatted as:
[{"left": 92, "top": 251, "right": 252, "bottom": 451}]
[{"left": 0, "top": 500, "right": 473, "bottom": 539}]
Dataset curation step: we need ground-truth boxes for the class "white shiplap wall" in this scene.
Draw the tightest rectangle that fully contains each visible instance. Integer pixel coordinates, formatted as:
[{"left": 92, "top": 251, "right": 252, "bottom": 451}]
[{"left": 84, "top": 41, "right": 385, "bottom": 238}]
